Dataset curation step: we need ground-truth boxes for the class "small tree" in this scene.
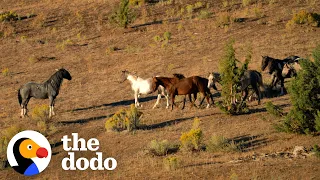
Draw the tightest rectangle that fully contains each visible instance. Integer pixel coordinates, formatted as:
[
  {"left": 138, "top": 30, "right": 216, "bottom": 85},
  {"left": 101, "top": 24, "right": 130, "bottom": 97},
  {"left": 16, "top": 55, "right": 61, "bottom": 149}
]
[
  {"left": 109, "top": 0, "right": 136, "bottom": 28},
  {"left": 218, "top": 40, "right": 250, "bottom": 114},
  {"left": 278, "top": 45, "right": 320, "bottom": 134}
]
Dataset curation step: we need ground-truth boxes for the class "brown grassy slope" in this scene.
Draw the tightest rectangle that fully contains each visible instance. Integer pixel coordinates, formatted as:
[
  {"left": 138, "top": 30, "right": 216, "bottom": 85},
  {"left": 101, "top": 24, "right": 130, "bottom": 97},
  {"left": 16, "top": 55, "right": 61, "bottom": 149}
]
[{"left": 1, "top": 0, "right": 320, "bottom": 179}]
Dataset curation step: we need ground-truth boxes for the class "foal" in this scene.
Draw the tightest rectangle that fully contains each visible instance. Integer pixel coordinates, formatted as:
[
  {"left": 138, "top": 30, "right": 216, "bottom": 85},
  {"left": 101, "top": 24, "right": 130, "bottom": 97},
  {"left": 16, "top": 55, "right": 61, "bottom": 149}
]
[{"left": 169, "top": 76, "right": 213, "bottom": 110}]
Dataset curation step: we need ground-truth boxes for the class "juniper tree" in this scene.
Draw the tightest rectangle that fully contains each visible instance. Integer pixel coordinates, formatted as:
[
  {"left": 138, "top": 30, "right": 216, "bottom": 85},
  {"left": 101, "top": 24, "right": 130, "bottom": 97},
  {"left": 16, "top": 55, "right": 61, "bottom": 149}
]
[
  {"left": 218, "top": 40, "right": 250, "bottom": 114},
  {"left": 279, "top": 45, "right": 320, "bottom": 134}
]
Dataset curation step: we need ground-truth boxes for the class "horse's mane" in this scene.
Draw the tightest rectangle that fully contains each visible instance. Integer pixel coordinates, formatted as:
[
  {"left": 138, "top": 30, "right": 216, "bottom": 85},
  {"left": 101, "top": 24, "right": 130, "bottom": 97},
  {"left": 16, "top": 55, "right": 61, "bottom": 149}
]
[
  {"left": 44, "top": 70, "right": 64, "bottom": 92},
  {"left": 172, "top": 73, "right": 185, "bottom": 79}
]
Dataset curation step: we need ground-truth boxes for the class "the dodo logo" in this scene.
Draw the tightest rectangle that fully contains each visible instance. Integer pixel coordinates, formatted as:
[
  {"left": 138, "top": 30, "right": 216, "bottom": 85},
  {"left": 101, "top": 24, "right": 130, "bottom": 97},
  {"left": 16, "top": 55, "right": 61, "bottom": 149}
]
[{"left": 7, "top": 130, "right": 51, "bottom": 176}]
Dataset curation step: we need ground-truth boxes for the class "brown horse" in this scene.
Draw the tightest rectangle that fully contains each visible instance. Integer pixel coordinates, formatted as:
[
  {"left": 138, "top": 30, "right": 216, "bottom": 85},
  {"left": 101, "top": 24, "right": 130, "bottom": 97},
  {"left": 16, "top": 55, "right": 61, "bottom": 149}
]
[
  {"left": 152, "top": 73, "right": 185, "bottom": 108},
  {"left": 169, "top": 76, "right": 214, "bottom": 110}
]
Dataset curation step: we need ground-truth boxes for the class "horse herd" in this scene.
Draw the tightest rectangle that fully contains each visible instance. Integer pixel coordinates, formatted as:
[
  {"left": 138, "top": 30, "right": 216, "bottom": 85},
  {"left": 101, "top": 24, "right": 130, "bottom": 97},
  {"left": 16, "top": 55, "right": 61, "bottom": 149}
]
[{"left": 16, "top": 55, "right": 301, "bottom": 118}]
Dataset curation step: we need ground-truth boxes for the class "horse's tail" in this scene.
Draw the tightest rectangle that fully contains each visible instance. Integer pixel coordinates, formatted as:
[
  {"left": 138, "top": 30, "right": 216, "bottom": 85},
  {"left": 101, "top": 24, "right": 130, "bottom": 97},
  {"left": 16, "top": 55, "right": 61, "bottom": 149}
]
[{"left": 18, "top": 88, "right": 22, "bottom": 106}]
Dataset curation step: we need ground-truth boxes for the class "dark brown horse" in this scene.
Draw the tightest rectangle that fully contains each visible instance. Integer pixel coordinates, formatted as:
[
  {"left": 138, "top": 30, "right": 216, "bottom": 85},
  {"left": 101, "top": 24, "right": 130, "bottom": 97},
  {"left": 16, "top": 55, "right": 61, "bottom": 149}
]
[
  {"left": 261, "top": 55, "right": 300, "bottom": 95},
  {"left": 152, "top": 73, "right": 185, "bottom": 108},
  {"left": 169, "top": 76, "right": 213, "bottom": 110}
]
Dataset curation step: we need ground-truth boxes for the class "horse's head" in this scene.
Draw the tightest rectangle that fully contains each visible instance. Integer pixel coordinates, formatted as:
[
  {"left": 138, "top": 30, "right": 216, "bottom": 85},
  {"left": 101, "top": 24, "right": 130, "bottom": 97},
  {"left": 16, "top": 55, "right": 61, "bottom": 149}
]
[
  {"left": 59, "top": 68, "right": 72, "bottom": 80},
  {"left": 261, "top": 56, "right": 269, "bottom": 71},
  {"left": 207, "top": 72, "right": 218, "bottom": 90},
  {"left": 120, "top": 70, "right": 129, "bottom": 83},
  {"left": 261, "top": 56, "right": 274, "bottom": 74}
]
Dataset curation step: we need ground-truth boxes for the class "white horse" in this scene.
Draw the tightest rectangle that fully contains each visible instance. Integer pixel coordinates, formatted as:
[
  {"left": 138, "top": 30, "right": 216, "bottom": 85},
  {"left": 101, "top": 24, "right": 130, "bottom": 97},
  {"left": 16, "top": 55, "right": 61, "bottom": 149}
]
[{"left": 121, "top": 70, "right": 167, "bottom": 108}]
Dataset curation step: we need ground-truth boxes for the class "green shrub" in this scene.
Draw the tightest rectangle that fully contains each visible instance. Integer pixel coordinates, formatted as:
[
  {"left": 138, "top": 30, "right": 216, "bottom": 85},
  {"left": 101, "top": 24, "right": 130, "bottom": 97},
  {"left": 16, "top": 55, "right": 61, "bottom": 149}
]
[
  {"left": 276, "top": 45, "right": 320, "bottom": 134},
  {"left": 265, "top": 101, "right": 284, "bottom": 117},
  {"left": 163, "top": 156, "right": 180, "bottom": 171},
  {"left": 206, "top": 135, "right": 240, "bottom": 152},
  {"left": 105, "top": 104, "right": 142, "bottom": 132},
  {"left": 148, "top": 140, "right": 178, "bottom": 156},
  {"left": 109, "top": 0, "right": 136, "bottom": 28},
  {"left": 312, "top": 144, "right": 320, "bottom": 158},
  {"left": 198, "top": 10, "right": 212, "bottom": 19},
  {"left": 180, "top": 127, "right": 203, "bottom": 151},
  {"left": 242, "top": 0, "right": 252, "bottom": 7}
]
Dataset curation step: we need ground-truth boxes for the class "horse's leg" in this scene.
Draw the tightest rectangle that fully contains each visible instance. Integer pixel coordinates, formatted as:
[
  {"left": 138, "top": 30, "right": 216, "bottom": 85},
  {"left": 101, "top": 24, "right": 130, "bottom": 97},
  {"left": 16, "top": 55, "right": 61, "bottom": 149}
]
[
  {"left": 207, "top": 91, "right": 213, "bottom": 108},
  {"left": 193, "top": 93, "right": 198, "bottom": 107},
  {"left": 279, "top": 74, "right": 285, "bottom": 96},
  {"left": 171, "top": 93, "right": 175, "bottom": 110},
  {"left": 270, "top": 75, "right": 276, "bottom": 89},
  {"left": 153, "top": 91, "right": 161, "bottom": 109},
  {"left": 164, "top": 91, "right": 169, "bottom": 109},
  {"left": 23, "top": 97, "right": 31, "bottom": 117},
  {"left": 134, "top": 91, "right": 139, "bottom": 107},
  {"left": 252, "top": 84, "right": 261, "bottom": 105},
  {"left": 49, "top": 98, "right": 52, "bottom": 118},
  {"left": 187, "top": 94, "right": 193, "bottom": 108},
  {"left": 181, "top": 95, "right": 186, "bottom": 110},
  {"left": 52, "top": 98, "right": 56, "bottom": 116},
  {"left": 239, "top": 88, "right": 249, "bottom": 107}
]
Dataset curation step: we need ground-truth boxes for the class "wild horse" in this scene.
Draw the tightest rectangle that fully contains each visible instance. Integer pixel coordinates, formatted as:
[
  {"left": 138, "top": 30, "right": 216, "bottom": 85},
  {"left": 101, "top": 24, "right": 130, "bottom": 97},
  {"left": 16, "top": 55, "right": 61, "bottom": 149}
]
[{"left": 18, "top": 68, "right": 72, "bottom": 118}]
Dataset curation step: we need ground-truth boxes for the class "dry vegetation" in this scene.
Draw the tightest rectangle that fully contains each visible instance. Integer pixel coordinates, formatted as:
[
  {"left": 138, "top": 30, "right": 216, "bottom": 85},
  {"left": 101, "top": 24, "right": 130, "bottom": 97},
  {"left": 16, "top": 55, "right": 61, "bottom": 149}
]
[{"left": 1, "top": 0, "right": 320, "bottom": 179}]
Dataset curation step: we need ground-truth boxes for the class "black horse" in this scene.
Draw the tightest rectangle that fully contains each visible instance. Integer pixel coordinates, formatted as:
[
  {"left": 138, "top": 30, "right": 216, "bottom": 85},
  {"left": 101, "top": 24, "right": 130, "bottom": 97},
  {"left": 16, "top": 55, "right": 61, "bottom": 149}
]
[
  {"left": 18, "top": 68, "right": 72, "bottom": 118},
  {"left": 261, "top": 55, "right": 300, "bottom": 95},
  {"left": 239, "top": 70, "right": 264, "bottom": 106}
]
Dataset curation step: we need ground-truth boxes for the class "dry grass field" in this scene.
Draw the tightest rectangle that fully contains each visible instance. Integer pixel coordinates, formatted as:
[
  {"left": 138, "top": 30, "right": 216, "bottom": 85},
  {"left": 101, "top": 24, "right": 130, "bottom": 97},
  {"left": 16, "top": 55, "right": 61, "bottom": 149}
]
[{"left": 1, "top": 0, "right": 320, "bottom": 179}]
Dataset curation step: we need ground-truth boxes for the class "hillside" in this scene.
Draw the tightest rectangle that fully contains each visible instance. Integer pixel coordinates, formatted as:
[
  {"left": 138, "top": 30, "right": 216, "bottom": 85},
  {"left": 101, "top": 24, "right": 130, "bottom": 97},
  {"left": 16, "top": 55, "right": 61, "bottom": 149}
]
[{"left": 1, "top": 0, "right": 320, "bottom": 179}]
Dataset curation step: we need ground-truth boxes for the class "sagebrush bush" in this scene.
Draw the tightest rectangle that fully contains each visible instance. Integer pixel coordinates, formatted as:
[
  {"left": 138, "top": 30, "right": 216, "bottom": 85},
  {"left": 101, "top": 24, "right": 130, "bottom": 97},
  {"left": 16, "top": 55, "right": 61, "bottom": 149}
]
[
  {"left": 148, "top": 140, "right": 177, "bottom": 156},
  {"left": 215, "top": 13, "right": 231, "bottom": 27},
  {"left": 105, "top": 104, "right": 142, "bottom": 132},
  {"left": 242, "top": 0, "right": 252, "bottom": 6},
  {"left": 286, "top": 10, "right": 320, "bottom": 28},
  {"left": 152, "top": 31, "right": 172, "bottom": 48},
  {"left": 129, "top": 0, "right": 144, "bottom": 6},
  {"left": 2, "top": 68, "right": 9, "bottom": 76},
  {"left": 206, "top": 135, "right": 239, "bottom": 152},
  {"left": 0, "top": 11, "right": 19, "bottom": 21},
  {"left": 179, "top": 118, "right": 203, "bottom": 151},
  {"left": 198, "top": 10, "right": 212, "bottom": 19},
  {"left": 265, "top": 101, "right": 284, "bottom": 117},
  {"left": 31, "top": 104, "right": 57, "bottom": 136},
  {"left": 180, "top": 128, "right": 203, "bottom": 151},
  {"left": 31, "top": 104, "right": 49, "bottom": 122},
  {"left": 163, "top": 156, "right": 180, "bottom": 171},
  {"left": 276, "top": 45, "right": 320, "bottom": 134},
  {"left": 0, "top": 125, "right": 24, "bottom": 159}
]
